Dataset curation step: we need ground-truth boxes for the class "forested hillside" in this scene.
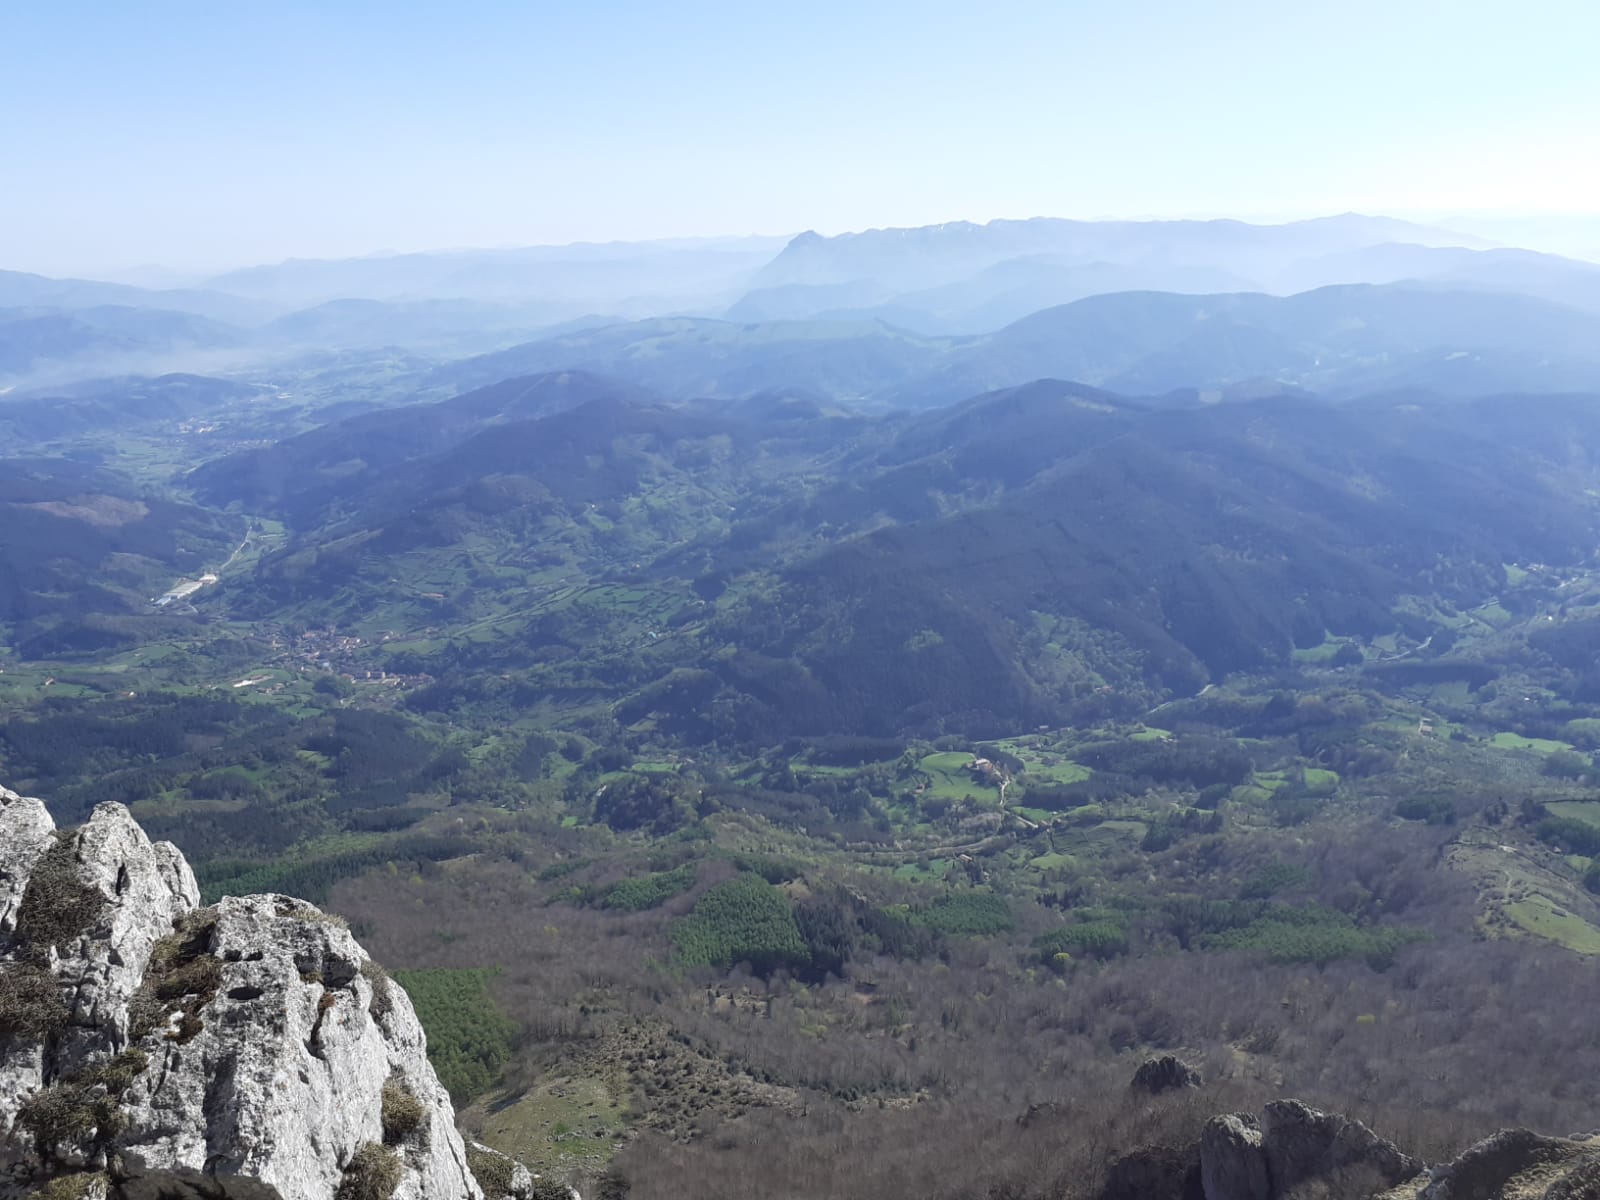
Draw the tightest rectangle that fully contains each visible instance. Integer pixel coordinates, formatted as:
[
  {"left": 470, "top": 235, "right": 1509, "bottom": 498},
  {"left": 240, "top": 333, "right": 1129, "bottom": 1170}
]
[{"left": 168, "top": 376, "right": 1600, "bottom": 745}]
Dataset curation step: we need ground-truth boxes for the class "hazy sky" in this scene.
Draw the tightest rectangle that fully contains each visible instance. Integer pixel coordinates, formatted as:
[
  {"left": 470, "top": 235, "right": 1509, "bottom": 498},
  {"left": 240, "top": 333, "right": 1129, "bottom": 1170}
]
[{"left": 4, "top": 0, "right": 1598, "bottom": 277}]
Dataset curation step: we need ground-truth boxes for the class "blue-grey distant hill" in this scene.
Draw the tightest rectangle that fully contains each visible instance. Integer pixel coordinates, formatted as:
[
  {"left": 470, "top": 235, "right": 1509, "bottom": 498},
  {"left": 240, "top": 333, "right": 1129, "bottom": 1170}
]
[
  {"left": 0, "top": 306, "right": 248, "bottom": 383},
  {"left": 9, "top": 216, "right": 1600, "bottom": 391},
  {"left": 0, "top": 373, "right": 269, "bottom": 443},
  {"left": 725, "top": 215, "right": 1600, "bottom": 335},
  {"left": 0, "top": 269, "right": 271, "bottom": 325},
  {"left": 201, "top": 236, "right": 790, "bottom": 311},
  {"left": 426, "top": 282, "right": 1600, "bottom": 408},
  {"left": 751, "top": 214, "right": 1476, "bottom": 292}
]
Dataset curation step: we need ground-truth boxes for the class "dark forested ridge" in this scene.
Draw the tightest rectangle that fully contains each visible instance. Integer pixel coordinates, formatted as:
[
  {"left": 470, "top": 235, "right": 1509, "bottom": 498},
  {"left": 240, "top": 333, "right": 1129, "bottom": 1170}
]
[
  {"left": 177, "top": 377, "right": 1600, "bottom": 742},
  {"left": 0, "top": 456, "right": 242, "bottom": 657},
  {"left": 187, "top": 369, "right": 659, "bottom": 520}
]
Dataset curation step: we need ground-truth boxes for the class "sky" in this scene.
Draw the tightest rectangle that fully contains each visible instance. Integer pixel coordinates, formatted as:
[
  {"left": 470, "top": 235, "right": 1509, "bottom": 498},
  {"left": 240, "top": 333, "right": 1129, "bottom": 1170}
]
[{"left": 3, "top": 0, "right": 1599, "bottom": 277}]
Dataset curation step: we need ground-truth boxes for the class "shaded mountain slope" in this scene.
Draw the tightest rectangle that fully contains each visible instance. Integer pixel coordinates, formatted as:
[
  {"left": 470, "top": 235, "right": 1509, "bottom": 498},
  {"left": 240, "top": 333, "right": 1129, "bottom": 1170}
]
[
  {"left": 0, "top": 458, "right": 242, "bottom": 656},
  {"left": 0, "top": 306, "right": 246, "bottom": 382},
  {"left": 0, "top": 373, "right": 270, "bottom": 444},
  {"left": 189, "top": 370, "right": 658, "bottom": 521},
  {"left": 423, "top": 316, "right": 953, "bottom": 403},
  {"left": 201, "top": 376, "right": 1600, "bottom": 740},
  {"left": 745, "top": 394, "right": 1599, "bottom": 734}
]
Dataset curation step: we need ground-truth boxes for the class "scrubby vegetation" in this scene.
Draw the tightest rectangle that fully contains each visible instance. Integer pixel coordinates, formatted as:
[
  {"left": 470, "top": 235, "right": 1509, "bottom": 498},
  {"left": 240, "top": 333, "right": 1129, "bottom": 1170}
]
[
  {"left": 15, "top": 833, "right": 104, "bottom": 954},
  {"left": 466, "top": 1144, "right": 518, "bottom": 1200},
  {"left": 380, "top": 1074, "right": 426, "bottom": 1145},
  {"left": 0, "top": 961, "right": 68, "bottom": 1040},
  {"left": 15, "top": 1050, "right": 147, "bottom": 1161},
  {"left": 27, "top": 1171, "right": 110, "bottom": 1200},
  {"left": 336, "top": 1143, "right": 401, "bottom": 1200},
  {"left": 128, "top": 909, "right": 222, "bottom": 1042}
]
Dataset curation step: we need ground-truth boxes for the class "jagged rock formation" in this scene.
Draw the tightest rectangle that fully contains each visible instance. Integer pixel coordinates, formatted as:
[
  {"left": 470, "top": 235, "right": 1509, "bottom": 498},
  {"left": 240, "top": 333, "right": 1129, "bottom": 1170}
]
[
  {"left": 1200, "top": 1113, "right": 1273, "bottom": 1200},
  {"left": 1107, "top": 1096, "right": 1600, "bottom": 1200},
  {"left": 1378, "top": 1128, "right": 1600, "bottom": 1199},
  {"left": 466, "top": 1142, "right": 576, "bottom": 1200},
  {"left": 1107, "top": 1099, "right": 1422, "bottom": 1200},
  {"left": 0, "top": 788, "right": 483, "bottom": 1200},
  {"left": 1132, "top": 1055, "right": 1204, "bottom": 1095},
  {"left": 1200, "top": 1101, "right": 1420, "bottom": 1200}
]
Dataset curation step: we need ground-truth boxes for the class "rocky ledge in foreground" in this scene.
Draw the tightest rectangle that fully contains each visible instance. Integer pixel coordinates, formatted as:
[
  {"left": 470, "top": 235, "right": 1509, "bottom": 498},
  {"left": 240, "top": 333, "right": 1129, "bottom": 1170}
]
[
  {"left": 1105, "top": 1091, "right": 1600, "bottom": 1200},
  {"left": 0, "top": 786, "right": 483, "bottom": 1200}
]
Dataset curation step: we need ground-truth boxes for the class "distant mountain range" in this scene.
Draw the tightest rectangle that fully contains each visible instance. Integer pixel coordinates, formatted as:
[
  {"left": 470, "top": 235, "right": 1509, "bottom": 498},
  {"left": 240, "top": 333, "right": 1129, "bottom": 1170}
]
[
  {"left": 5, "top": 214, "right": 1600, "bottom": 394},
  {"left": 0, "top": 269, "right": 271, "bottom": 325},
  {"left": 0, "top": 305, "right": 250, "bottom": 384},
  {"left": 728, "top": 215, "right": 1600, "bottom": 333},
  {"left": 424, "top": 282, "right": 1600, "bottom": 408},
  {"left": 751, "top": 214, "right": 1471, "bottom": 291},
  {"left": 200, "top": 236, "right": 791, "bottom": 310}
]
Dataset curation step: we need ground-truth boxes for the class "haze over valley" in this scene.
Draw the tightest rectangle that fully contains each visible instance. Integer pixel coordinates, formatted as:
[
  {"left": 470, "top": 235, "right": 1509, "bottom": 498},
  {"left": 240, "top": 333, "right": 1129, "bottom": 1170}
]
[{"left": 5, "top": 4, "right": 1600, "bottom": 1199}]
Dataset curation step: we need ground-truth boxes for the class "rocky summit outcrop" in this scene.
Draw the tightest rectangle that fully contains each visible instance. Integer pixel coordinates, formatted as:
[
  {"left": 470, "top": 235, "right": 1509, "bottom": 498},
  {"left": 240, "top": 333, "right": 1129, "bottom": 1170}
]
[
  {"left": 1116, "top": 1096, "right": 1600, "bottom": 1200},
  {"left": 1378, "top": 1128, "right": 1600, "bottom": 1200},
  {"left": 0, "top": 788, "right": 483, "bottom": 1200},
  {"left": 1200, "top": 1113, "right": 1272, "bottom": 1200},
  {"left": 1132, "top": 1055, "right": 1204, "bottom": 1095},
  {"left": 1200, "top": 1101, "right": 1421, "bottom": 1200}
]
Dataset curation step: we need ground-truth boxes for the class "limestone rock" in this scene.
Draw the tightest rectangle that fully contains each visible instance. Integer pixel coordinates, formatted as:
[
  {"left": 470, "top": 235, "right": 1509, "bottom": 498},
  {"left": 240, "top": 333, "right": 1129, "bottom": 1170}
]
[
  {"left": 0, "top": 796, "right": 483, "bottom": 1200},
  {"left": 1121, "top": 1101, "right": 1599, "bottom": 1200},
  {"left": 1419, "top": 1127, "right": 1600, "bottom": 1200},
  {"left": 1102, "top": 1144, "right": 1203, "bottom": 1200},
  {"left": 1259, "top": 1099, "right": 1420, "bottom": 1197},
  {"left": 1132, "top": 1054, "right": 1203, "bottom": 1094},
  {"left": 0, "top": 786, "right": 55, "bottom": 939},
  {"left": 465, "top": 1143, "right": 579, "bottom": 1200},
  {"left": 1197, "top": 1100, "right": 1423, "bottom": 1200},
  {"left": 61, "top": 803, "right": 201, "bottom": 1046},
  {"left": 1201, "top": 1113, "right": 1271, "bottom": 1200}
]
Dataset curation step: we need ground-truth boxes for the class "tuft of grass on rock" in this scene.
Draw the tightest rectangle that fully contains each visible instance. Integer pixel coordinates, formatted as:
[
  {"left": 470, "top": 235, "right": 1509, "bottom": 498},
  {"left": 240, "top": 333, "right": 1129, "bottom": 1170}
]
[
  {"left": 381, "top": 1075, "right": 426, "bottom": 1145},
  {"left": 336, "top": 1143, "right": 402, "bottom": 1200},
  {"left": 0, "top": 960, "right": 68, "bottom": 1041},
  {"left": 15, "top": 833, "right": 105, "bottom": 956}
]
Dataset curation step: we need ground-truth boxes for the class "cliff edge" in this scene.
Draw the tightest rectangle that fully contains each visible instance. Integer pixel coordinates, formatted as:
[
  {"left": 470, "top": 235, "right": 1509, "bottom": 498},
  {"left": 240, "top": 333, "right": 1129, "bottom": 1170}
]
[{"left": 0, "top": 786, "right": 483, "bottom": 1200}]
